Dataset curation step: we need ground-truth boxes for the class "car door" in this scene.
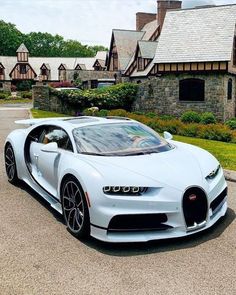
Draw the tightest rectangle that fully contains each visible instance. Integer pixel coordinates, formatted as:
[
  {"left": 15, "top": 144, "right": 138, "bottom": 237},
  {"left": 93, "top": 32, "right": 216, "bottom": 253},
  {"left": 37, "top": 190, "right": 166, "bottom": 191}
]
[{"left": 30, "top": 125, "right": 73, "bottom": 198}]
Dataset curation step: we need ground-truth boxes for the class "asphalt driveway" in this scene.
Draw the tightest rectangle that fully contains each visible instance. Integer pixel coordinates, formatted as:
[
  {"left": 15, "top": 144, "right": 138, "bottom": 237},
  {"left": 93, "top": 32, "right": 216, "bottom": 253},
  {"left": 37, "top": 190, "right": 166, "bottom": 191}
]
[{"left": 0, "top": 109, "right": 235, "bottom": 295}]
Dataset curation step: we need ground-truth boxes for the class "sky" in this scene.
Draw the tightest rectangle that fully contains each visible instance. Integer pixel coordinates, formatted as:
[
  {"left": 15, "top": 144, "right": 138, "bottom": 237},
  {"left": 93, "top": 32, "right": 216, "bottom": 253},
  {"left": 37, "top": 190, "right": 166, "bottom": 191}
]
[{"left": 1, "top": 0, "right": 236, "bottom": 47}]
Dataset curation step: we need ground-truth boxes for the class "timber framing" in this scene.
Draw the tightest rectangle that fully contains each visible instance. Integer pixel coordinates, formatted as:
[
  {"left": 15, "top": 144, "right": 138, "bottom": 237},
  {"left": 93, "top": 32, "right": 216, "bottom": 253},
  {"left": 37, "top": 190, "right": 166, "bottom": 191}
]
[
  {"left": 9, "top": 63, "right": 37, "bottom": 80},
  {"left": 150, "top": 61, "right": 228, "bottom": 75},
  {"left": 149, "top": 25, "right": 161, "bottom": 41},
  {"left": 0, "top": 63, "right": 5, "bottom": 80}
]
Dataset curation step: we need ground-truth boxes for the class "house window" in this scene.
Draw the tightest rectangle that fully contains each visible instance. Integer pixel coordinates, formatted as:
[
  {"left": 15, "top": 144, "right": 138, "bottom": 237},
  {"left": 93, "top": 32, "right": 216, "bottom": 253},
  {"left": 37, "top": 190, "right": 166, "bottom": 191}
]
[
  {"left": 137, "top": 57, "right": 144, "bottom": 71},
  {"left": 227, "top": 78, "right": 233, "bottom": 100},
  {"left": 41, "top": 68, "right": 47, "bottom": 76},
  {"left": 0, "top": 83, "right": 3, "bottom": 88},
  {"left": 179, "top": 78, "right": 205, "bottom": 101},
  {"left": 19, "top": 64, "right": 27, "bottom": 74},
  {"left": 0, "top": 68, "right": 4, "bottom": 75}
]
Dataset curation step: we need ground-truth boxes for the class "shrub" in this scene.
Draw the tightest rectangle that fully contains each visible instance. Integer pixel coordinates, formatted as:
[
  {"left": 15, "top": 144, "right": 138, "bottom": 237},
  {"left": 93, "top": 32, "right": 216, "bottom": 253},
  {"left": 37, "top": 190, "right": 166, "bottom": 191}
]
[
  {"left": 200, "top": 112, "right": 216, "bottom": 124},
  {"left": 179, "top": 124, "right": 199, "bottom": 137},
  {"left": 108, "top": 109, "right": 128, "bottom": 117},
  {"left": 54, "top": 83, "right": 138, "bottom": 111},
  {"left": 49, "top": 81, "right": 74, "bottom": 88},
  {"left": 181, "top": 111, "right": 201, "bottom": 123},
  {"left": 98, "top": 109, "right": 109, "bottom": 117},
  {"left": 146, "top": 112, "right": 157, "bottom": 118},
  {"left": 21, "top": 91, "right": 32, "bottom": 99},
  {"left": 159, "top": 114, "right": 175, "bottom": 121},
  {"left": 198, "top": 124, "right": 232, "bottom": 142},
  {"left": 0, "top": 93, "right": 7, "bottom": 99},
  {"left": 16, "top": 80, "right": 33, "bottom": 91},
  {"left": 225, "top": 118, "right": 236, "bottom": 130}
]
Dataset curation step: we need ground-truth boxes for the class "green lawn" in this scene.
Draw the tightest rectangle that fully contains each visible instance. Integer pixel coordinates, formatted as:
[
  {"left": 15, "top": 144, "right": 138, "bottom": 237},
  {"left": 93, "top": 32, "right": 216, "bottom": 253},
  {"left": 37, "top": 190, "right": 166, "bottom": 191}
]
[
  {"left": 31, "top": 109, "right": 67, "bottom": 118},
  {"left": 30, "top": 109, "right": 236, "bottom": 171},
  {"left": 0, "top": 99, "right": 32, "bottom": 104},
  {"left": 174, "top": 135, "right": 236, "bottom": 171}
]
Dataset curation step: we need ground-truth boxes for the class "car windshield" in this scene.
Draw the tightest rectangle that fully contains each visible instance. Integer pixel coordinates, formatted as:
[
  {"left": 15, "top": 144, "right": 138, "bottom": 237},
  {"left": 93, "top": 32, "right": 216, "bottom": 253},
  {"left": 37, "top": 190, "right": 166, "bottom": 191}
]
[{"left": 73, "top": 122, "right": 173, "bottom": 156}]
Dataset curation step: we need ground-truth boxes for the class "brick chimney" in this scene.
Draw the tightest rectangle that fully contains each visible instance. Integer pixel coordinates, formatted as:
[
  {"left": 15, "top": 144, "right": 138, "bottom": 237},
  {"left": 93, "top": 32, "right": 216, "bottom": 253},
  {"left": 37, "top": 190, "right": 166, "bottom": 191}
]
[
  {"left": 157, "top": 0, "right": 182, "bottom": 30},
  {"left": 136, "top": 12, "right": 157, "bottom": 31}
]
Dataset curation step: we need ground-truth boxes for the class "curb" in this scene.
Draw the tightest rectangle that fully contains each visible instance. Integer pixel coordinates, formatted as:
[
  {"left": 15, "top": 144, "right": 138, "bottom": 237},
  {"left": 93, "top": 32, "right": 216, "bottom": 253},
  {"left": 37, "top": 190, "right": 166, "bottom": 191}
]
[{"left": 224, "top": 169, "right": 236, "bottom": 183}]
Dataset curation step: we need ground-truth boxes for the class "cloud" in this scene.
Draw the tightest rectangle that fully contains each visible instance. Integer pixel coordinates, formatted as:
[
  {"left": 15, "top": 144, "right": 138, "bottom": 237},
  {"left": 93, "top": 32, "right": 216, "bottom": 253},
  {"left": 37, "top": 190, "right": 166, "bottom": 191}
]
[{"left": 0, "top": 0, "right": 236, "bottom": 47}]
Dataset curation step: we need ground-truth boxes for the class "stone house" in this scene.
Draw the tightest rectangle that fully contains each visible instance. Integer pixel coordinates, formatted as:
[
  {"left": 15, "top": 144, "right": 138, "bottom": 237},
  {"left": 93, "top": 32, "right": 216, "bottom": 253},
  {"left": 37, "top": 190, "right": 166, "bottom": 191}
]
[
  {"left": 0, "top": 44, "right": 116, "bottom": 90},
  {"left": 107, "top": 0, "right": 236, "bottom": 121}
]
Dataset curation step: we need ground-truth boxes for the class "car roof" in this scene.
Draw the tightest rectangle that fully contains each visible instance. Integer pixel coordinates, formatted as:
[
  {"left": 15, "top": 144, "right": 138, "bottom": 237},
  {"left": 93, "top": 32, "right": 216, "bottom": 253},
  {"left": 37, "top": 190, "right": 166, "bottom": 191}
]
[{"left": 16, "top": 116, "right": 136, "bottom": 132}]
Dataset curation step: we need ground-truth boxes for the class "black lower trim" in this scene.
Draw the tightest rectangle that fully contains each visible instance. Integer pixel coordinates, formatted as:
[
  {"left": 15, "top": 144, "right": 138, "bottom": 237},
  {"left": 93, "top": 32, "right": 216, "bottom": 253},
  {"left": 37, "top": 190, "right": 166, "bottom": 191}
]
[
  {"left": 90, "top": 223, "right": 108, "bottom": 230},
  {"left": 210, "top": 187, "right": 227, "bottom": 214}
]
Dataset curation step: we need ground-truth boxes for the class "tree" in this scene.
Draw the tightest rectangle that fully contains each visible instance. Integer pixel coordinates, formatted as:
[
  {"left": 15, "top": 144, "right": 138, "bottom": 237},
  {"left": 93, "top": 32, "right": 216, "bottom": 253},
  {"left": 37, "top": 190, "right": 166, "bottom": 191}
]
[
  {"left": 0, "top": 20, "right": 23, "bottom": 55},
  {"left": 61, "top": 39, "right": 94, "bottom": 57},
  {"left": 0, "top": 19, "right": 108, "bottom": 57},
  {"left": 23, "top": 32, "right": 65, "bottom": 57}
]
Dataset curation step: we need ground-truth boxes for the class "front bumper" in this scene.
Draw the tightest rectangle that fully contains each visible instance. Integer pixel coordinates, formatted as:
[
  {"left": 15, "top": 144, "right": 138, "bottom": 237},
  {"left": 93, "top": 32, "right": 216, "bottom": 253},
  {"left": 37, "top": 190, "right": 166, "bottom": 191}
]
[{"left": 89, "top": 172, "right": 227, "bottom": 243}]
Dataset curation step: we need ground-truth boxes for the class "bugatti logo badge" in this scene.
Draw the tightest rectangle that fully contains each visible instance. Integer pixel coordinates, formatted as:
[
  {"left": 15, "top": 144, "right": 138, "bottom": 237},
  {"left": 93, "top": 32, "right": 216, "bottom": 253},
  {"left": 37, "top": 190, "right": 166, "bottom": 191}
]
[{"left": 189, "top": 194, "right": 197, "bottom": 201}]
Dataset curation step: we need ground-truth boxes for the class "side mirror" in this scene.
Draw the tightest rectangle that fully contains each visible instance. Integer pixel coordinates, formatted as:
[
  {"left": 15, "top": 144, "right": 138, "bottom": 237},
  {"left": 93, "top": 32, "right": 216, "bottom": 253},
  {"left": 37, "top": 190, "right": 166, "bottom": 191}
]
[
  {"left": 41, "top": 142, "right": 59, "bottom": 153},
  {"left": 163, "top": 131, "right": 173, "bottom": 140}
]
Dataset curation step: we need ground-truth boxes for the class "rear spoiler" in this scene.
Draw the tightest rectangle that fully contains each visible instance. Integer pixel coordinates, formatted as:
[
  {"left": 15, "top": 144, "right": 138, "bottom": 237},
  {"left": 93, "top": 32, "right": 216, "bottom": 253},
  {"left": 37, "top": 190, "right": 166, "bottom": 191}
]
[{"left": 15, "top": 117, "right": 73, "bottom": 126}]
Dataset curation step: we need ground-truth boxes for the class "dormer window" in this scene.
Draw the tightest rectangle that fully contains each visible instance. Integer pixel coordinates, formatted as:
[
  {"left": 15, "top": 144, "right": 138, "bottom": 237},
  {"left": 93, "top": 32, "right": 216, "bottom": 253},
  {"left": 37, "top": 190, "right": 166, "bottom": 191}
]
[
  {"left": 137, "top": 57, "right": 152, "bottom": 72},
  {"left": 137, "top": 57, "right": 144, "bottom": 71},
  {"left": 41, "top": 68, "right": 47, "bottom": 76},
  {"left": 19, "top": 64, "right": 27, "bottom": 74}
]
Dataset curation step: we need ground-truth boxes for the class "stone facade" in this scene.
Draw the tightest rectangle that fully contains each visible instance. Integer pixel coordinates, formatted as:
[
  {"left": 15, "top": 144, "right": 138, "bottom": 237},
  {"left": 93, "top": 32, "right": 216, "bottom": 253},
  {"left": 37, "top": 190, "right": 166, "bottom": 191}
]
[{"left": 133, "top": 73, "right": 236, "bottom": 121}]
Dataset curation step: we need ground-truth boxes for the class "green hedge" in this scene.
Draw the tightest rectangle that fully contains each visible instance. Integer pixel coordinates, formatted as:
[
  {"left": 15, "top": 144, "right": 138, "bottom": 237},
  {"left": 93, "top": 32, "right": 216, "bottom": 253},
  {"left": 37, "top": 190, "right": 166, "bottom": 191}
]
[
  {"left": 91, "top": 109, "right": 236, "bottom": 143},
  {"left": 51, "top": 83, "right": 138, "bottom": 111}
]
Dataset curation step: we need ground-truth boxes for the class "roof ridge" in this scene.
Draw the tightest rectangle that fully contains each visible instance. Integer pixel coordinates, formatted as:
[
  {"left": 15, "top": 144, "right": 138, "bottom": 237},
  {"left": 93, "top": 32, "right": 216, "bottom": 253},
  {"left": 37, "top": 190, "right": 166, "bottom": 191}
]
[{"left": 170, "top": 3, "right": 236, "bottom": 13}]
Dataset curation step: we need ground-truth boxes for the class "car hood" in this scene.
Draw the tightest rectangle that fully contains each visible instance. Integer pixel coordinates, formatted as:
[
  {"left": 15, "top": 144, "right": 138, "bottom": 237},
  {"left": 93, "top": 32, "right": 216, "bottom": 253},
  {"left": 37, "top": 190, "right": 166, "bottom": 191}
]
[{"left": 79, "top": 141, "right": 219, "bottom": 191}]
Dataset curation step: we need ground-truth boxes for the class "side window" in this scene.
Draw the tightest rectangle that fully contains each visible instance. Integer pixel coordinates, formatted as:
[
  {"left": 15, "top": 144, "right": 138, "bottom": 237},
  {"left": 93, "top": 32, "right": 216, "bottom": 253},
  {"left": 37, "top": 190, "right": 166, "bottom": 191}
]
[{"left": 39, "top": 126, "right": 73, "bottom": 152}]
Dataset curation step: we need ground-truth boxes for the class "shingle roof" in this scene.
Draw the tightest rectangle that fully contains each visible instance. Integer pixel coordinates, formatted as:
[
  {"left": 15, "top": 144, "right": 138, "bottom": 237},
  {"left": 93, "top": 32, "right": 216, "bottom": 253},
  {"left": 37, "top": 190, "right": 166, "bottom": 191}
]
[
  {"left": 16, "top": 43, "right": 29, "bottom": 53},
  {"left": 141, "top": 19, "right": 159, "bottom": 41},
  {"left": 139, "top": 41, "right": 158, "bottom": 59},
  {"left": 154, "top": 4, "right": 236, "bottom": 64},
  {"left": 112, "top": 29, "right": 145, "bottom": 71},
  {"left": 0, "top": 56, "right": 100, "bottom": 80},
  {"left": 94, "top": 59, "right": 106, "bottom": 68}
]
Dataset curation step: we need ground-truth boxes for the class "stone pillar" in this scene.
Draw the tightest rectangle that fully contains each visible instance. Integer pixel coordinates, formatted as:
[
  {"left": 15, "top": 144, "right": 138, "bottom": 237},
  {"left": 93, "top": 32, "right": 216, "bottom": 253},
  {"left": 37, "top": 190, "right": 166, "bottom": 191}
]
[{"left": 32, "top": 85, "right": 50, "bottom": 110}]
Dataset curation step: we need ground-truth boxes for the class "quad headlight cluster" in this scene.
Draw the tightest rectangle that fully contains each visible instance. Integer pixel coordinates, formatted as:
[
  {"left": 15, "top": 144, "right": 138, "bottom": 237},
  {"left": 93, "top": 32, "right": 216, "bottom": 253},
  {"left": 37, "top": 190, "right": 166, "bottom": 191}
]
[{"left": 103, "top": 186, "right": 148, "bottom": 196}]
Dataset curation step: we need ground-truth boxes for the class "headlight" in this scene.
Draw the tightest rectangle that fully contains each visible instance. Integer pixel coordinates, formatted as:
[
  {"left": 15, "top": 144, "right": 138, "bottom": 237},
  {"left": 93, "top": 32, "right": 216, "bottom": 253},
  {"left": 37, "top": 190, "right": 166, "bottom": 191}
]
[
  {"left": 103, "top": 186, "right": 148, "bottom": 196},
  {"left": 206, "top": 165, "right": 221, "bottom": 180}
]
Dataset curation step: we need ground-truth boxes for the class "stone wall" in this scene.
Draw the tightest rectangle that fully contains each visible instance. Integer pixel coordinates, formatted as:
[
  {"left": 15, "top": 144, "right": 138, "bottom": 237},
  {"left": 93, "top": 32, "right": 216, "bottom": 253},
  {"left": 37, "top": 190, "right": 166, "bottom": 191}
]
[
  {"left": 33, "top": 86, "right": 74, "bottom": 115},
  {"left": 0, "top": 82, "right": 11, "bottom": 91},
  {"left": 133, "top": 73, "right": 236, "bottom": 121}
]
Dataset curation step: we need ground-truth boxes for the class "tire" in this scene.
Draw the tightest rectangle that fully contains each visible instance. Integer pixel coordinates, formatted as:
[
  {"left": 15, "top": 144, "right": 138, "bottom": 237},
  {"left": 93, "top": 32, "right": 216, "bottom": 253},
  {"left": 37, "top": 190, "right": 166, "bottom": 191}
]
[
  {"left": 5, "top": 143, "right": 19, "bottom": 184},
  {"left": 61, "top": 176, "right": 90, "bottom": 239}
]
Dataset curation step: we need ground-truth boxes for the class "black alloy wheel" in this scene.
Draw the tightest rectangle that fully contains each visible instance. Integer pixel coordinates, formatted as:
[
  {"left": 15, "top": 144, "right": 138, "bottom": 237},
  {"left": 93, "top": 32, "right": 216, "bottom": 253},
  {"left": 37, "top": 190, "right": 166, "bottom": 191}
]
[
  {"left": 5, "top": 143, "right": 18, "bottom": 184},
  {"left": 62, "top": 176, "right": 90, "bottom": 238}
]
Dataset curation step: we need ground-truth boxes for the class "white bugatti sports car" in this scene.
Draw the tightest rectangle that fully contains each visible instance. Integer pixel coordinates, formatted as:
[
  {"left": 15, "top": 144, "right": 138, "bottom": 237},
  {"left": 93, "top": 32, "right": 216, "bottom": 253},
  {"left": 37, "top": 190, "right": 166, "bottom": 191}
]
[{"left": 4, "top": 116, "right": 227, "bottom": 242}]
